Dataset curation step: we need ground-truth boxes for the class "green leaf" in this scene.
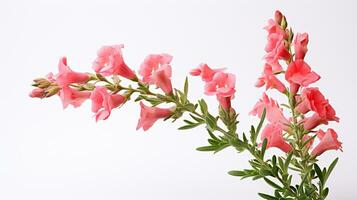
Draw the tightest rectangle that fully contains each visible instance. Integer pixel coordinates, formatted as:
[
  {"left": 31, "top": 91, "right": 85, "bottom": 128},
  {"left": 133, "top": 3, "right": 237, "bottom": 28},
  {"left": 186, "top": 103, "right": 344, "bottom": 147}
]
[
  {"left": 196, "top": 146, "right": 217, "bottom": 151},
  {"left": 207, "top": 129, "right": 219, "bottom": 141},
  {"left": 261, "top": 138, "right": 268, "bottom": 158},
  {"left": 178, "top": 123, "right": 201, "bottom": 130},
  {"left": 325, "top": 158, "right": 338, "bottom": 182},
  {"left": 256, "top": 108, "right": 266, "bottom": 135},
  {"left": 258, "top": 193, "right": 279, "bottom": 200},
  {"left": 263, "top": 178, "right": 283, "bottom": 190},
  {"left": 314, "top": 164, "right": 324, "bottom": 184},
  {"left": 198, "top": 99, "right": 208, "bottom": 114},
  {"left": 228, "top": 170, "right": 246, "bottom": 177},
  {"left": 205, "top": 114, "right": 217, "bottom": 130},
  {"left": 284, "top": 153, "right": 293, "bottom": 172},
  {"left": 184, "top": 77, "right": 189, "bottom": 97}
]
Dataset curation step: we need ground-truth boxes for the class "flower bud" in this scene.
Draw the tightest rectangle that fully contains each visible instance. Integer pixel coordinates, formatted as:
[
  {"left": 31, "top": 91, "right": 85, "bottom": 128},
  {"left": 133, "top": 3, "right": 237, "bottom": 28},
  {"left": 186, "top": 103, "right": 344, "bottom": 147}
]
[
  {"left": 45, "top": 86, "right": 61, "bottom": 97},
  {"left": 274, "top": 10, "right": 283, "bottom": 24}
]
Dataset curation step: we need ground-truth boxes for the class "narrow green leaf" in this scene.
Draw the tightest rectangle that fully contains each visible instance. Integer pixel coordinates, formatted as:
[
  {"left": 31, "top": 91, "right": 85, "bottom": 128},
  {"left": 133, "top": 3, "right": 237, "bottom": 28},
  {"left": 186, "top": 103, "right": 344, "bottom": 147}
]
[
  {"left": 256, "top": 108, "right": 266, "bottom": 134},
  {"left": 314, "top": 164, "right": 324, "bottom": 184},
  {"left": 261, "top": 138, "right": 268, "bottom": 158},
  {"left": 196, "top": 146, "right": 217, "bottom": 152},
  {"left": 284, "top": 153, "right": 293, "bottom": 172},
  {"left": 258, "top": 193, "right": 279, "bottom": 200},
  {"left": 326, "top": 158, "right": 339, "bottom": 182},
  {"left": 184, "top": 77, "right": 189, "bottom": 96},
  {"left": 263, "top": 178, "right": 283, "bottom": 190},
  {"left": 228, "top": 170, "right": 246, "bottom": 177},
  {"left": 178, "top": 123, "right": 201, "bottom": 130}
]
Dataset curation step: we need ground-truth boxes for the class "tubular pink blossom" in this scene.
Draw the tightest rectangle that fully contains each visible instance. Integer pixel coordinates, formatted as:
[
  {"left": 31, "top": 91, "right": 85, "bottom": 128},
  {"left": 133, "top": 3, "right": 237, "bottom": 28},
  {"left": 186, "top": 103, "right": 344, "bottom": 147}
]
[
  {"left": 250, "top": 93, "right": 289, "bottom": 126},
  {"left": 204, "top": 72, "right": 236, "bottom": 110},
  {"left": 93, "top": 44, "right": 136, "bottom": 79},
  {"left": 136, "top": 102, "right": 173, "bottom": 131},
  {"left": 59, "top": 86, "right": 91, "bottom": 109},
  {"left": 311, "top": 129, "right": 342, "bottom": 157},
  {"left": 285, "top": 60, "right": 320, "bottom": 95},
  {"left": 294, "top": 33, "right": 309, "bottom": 60},
  {"left": 255, "top": 63, "right": 286, "bottom": 93},
  {"left": 90, "top": 86, "right": 126, "bottom": 121},
  {"left": 56, "top": 57, "right": 90, "bottom": 86},
  {"left": 190, "top": 63, "right": 225, "bottom": 82},
  {"left": 260, "top": 123, "right": 292, "bottom": 153},
  {"left": 139, "top": 54, "right": 173, "bottom": 94}
]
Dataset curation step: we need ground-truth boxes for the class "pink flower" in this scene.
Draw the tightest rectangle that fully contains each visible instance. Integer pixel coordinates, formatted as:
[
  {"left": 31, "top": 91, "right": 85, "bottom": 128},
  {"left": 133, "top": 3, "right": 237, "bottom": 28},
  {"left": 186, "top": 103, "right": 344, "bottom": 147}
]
[
  {"left": 59, "top": 86, "right": 91, "bottom": 109},
  {"left": 204, "top": 72, "right": 236, "bottom": 109},
  {"left": 311, "top": 129, "right": 342, "bottom": 157},
  {"left": 285, "top": 60, "right": 320, "bottom": 95},
  {"left": 139, "top": 54, "right": 173, "bottom": 94},
  {"left": 263, "top": 17, "right": 290, "bottom": 72},
  {"left": 90, "top": 86, "right": 126, "bottom": 121},
  {"left": 303, "top": 105, "right": 339, "bottom": 130},
  {"left": 93, "top": 44, "right": 136, "bottom": 80},
  {"left": 56, "top": 57, "right": 90, "bottom": 86},
  {"left": 250, "top": 93, "right": 289, "bottom": 126},
  {"left": 29, "top": 88, "right": 45, "bottom": 98},
  {"left": 139, "top": 54, "right": 173, "bottom": 83},
  {"left": 260, "top": 123, "right": 292, "bottom": 153},
  {"left": 294, "top": 33, "right": 309, "bottom": 60},
  {"left": 190, "top": 63, "right": 225, "bottom": 82},
  {"left": 255, "top": 63, "right": 286, "bottom": 93},
  {"left": 136, "top": 102, "right": 173, "bottom": 131}
]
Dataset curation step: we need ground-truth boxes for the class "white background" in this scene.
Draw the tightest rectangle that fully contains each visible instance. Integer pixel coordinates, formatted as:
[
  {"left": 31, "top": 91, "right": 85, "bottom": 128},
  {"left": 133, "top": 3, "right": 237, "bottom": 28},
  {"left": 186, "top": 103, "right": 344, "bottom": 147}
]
[{"left": 1, "top": 0, "right": 356, "bottom": 199}]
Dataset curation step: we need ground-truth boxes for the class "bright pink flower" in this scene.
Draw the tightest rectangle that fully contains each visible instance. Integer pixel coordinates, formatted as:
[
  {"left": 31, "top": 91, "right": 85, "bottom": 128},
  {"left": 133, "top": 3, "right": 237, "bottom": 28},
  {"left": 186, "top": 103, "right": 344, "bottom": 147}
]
[
  {"left": 93, "top": 44, "right": 136, "bottom": 80},
  {"left": 90, "top": 86, "right": 126, "bottom": 121},
  {"left": 250, "top": 93, "right": 289, "bottom": 126},
  {"left": 296, "top": 87, "right": 326, "bottom": 114},
  {"left": 139, "top": 54, "right": 173, "bottom": 83},
  {"left": 204, "top": 72, "right": 236, "bottom": 109},
  {"left": 139, "top": 54, "right": 173, "bottom": 94},
  {"left": 255, "top": 63, "right": 286, "bottom": 93},
  {"left": 311, "top": 129, "right": 342, "bottom": 157},
  {"left": 29, "top": 88, "right": 45, "bottom": 98},
  {"left": 294, "top": 33, "right": 309, "bottom": 60},
  {"left": 303, "top": 106, "right": 339, "bottom": 130},
  {"left": 190, "top": 63, "right": 225, "bottom": 82},
  {"left": 56, "top": 57, "right": 90, "bottom": 86},
  {"left": 136, "top": 102, "right": 173, "bottom": 131},
  {"left": 59, "top": 86, "right": 91, "bottom": 109},
  {"left": 260, "top": 123, "right": 292, "bottom": 153},
  {"left": 285, "top": 60, "right": 320, "bottom": 94}
]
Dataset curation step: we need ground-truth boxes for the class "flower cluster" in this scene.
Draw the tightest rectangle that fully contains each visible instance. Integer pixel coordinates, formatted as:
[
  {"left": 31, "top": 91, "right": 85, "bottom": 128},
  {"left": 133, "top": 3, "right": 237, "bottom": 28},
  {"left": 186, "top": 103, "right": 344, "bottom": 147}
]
[{"left": 30, "top": 10, "right": 342, "bottom": 200}]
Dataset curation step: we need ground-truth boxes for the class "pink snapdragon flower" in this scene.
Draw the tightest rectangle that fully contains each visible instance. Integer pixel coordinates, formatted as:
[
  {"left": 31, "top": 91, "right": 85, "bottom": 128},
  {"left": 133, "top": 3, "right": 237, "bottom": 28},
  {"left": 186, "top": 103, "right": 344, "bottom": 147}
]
[
  {"left": 56, "top": 57, "right": 90, "bottom": 86},
  {"left": 303, "top": 106, "right": 339, "bottom": 130},
  {"left": 93, "top": 44, "right": 136, "bottom": 80},
  {"left": 29, "top": 88, "right": 45, "bottom": 98},
  {"left": 136, "top": 102, "right": 174, "bottom": 131},
  {"left": 190, "top": 63, "right": 225, "bottom": 82},
  {"left": 250, "top": 93, "right": 289, "bottom": 126},
  {"left": 255, "top": 63, "right": 286, "bottom": 93},
  {"left": 204, "top": 72, "right": 236, "bottom": 109},
  {"left": 285, "top": 60, "right": 320, "bottom": 95},
  {"left": 139, "top": 54, "right": 173, "bottom": 94},
  {"left": 260, "top": 123, "right": 292, "bottom": 153},
  {"left": 294, "top": 33, "right": 309, "bottom": 60},
  {"left": 59, "top": 86, "right": 91, "bottom": 109},
  {"left": 311, "top": 129, "right": 342, "bottom": 157},
  {"left": 263, "top": 14, "right": 290, "bottom": 72},
  {"left": 90, "top": 86, "right": 126, "bottom": 121}
]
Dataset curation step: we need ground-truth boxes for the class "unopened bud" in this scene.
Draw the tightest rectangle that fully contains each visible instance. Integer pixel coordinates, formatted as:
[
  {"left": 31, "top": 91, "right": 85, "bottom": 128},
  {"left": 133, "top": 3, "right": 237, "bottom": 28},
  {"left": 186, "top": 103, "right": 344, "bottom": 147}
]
[
  {"left": 274, "top": 10, "right": 283, "bottom": 24},
  {"left": 45, "top": 86, "right": 61, "bottom": 97},
  {"left": 281, "top": 16, "right": 288, "bottom": 29},
  {"left": 33, "top": 78, "right": 52, "bottom": 88},
  {"left": 29, "top": 88, "right": 45, "bottom": 98}
]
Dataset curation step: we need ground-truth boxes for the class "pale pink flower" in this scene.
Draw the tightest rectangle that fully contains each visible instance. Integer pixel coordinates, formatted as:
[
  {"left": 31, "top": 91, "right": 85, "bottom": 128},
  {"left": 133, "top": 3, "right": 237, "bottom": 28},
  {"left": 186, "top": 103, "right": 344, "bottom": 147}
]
[
  {"left": 139, "top": 54, "right": 173, "bottom": 83},
  {"left": 285, "top": 60, "right": 320, "bottom": 95},
  {"left": 204, "top": 72, "right": 236, "bottom": 109},
  {"left": 250, "top": 93, "right": 289, "bottom": 126},
  {"left": 29, "top": 88, "right": 45, "bottom": 98},
  {"left": 190, "top": 63, "right": 225, "bottom": 82},
  {"left": 59, "top": 86, "right": 91, "bottom": 109},
  {"left": 294, "top": 33, "right": 309, "bottom": 60},
  {"left": 139, "top": 54, "right": 173, "bottom": 94},
  {"left": 255, "top": 63, "right": 286, "bottom": 93},
  {"left": 260, "top": 123, "right": 292, "bottom": 153},
  {"left": 311, "top": 129, "right": 342, "bottom": 157},
  {"left": 93, "top": 44, "right": 136, "bottom": 79},
  {"left": 136, "top": 102, "right": 173, "bottom": 131},
  {"left": 56, "top": 57, "right": 90, "bottom": 86},
  {"left": 90, "top": 86, "right": 126, "bottom": 121}
]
